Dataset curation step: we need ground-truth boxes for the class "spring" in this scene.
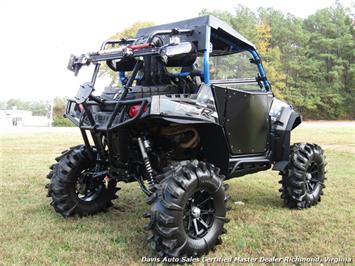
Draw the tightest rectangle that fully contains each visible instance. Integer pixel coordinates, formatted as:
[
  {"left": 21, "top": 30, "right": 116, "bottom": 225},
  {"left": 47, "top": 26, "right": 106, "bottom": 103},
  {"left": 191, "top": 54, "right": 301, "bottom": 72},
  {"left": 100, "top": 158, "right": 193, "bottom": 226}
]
[
  {"left": 144, "top": 157, "right": 155, "bottom": 187},
  {"left": 138, "top": 137, "right": 156, "bottom": 189}
]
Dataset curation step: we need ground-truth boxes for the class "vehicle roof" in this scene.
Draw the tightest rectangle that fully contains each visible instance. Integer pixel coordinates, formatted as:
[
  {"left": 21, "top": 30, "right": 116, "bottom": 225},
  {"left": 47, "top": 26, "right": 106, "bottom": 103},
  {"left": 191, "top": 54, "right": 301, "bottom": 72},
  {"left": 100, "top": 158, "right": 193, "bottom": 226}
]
[{"left": 136, "top": 15, "right": 256, "bottom": 52}]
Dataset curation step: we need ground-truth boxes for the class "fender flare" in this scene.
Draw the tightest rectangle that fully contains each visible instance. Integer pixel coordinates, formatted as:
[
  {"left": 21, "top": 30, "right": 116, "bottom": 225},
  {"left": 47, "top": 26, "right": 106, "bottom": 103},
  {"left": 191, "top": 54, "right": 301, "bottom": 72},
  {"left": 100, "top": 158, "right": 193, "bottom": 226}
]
[
  {"left": 272, "top": 107, "right": 302, "bottom": 171},
  {"left": 286, "top": 111, "right": 302, "bottom": 131},
  {"left": 146, "top": 116, "right": 230, "bottom": 175}
]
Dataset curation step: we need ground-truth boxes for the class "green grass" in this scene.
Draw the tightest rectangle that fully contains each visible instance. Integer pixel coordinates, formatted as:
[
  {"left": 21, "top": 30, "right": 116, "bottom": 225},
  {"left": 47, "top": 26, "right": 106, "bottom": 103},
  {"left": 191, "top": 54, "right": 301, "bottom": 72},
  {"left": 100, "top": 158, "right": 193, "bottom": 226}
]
[{"left": 0, "top": 127, "right": 354, "bottom": 265}]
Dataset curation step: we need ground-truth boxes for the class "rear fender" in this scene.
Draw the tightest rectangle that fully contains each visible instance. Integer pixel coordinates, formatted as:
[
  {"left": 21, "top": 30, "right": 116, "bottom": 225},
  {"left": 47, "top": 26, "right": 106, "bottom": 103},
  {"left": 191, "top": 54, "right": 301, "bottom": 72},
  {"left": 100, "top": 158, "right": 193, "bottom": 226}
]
[
  {"left": 147, "top": 117, "right": 230, "bottom": 175},
  {"left": 195, "top": 123, "right": 229, "bottom": 175}
]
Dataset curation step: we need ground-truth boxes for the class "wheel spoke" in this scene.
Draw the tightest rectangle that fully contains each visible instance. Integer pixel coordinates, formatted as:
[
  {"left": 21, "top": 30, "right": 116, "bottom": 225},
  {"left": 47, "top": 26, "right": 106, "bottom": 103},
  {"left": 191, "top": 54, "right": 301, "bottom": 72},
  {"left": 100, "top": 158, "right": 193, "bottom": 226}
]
[
  {"left": 309, "top": 182, "right": 314, "bottom": 190},
  {"left": 193, "top": 218, "right": 199, "bottom": 236},
  {"left": 187, "top": 215, "right": 192, "bottom": 230},
  {"left": 197, "top": 198, "right": 210, "bottom": 207},
  {"left": 197, "top": 218, "right": 209, "bottom": 228},
  {"left": 81, "top": 190, "right": 95, "bottom": 200},
  {"left": 305, "top": 181, "right": 311, "bottom": 192},
  {"left": 183, "top": 188, "right": 216, "bottom": 238},
  {"left": 310, "top": 170, "right": 318, "bottom": 175},
  {"left": 311, "top": 179, "right": 323, "bottom": 189},
  {"left": 310, "top": 177, "right": 321, "bottom": 184},
  {"left": 200, "top": 210, "right": 214, "bottom": 215}
]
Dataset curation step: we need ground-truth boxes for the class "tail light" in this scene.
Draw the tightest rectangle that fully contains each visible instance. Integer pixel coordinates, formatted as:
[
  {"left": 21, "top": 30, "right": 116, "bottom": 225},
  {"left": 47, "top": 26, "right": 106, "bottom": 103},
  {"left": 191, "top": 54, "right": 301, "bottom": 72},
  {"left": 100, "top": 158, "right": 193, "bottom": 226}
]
[{"left": 128, "top": 103, "right": 148, "bottom": 118}]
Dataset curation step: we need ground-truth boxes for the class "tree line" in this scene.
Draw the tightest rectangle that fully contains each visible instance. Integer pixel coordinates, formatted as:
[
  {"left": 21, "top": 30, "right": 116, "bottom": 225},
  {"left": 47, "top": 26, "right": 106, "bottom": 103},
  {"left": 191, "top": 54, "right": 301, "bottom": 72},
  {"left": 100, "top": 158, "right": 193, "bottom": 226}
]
[
  {"left": 201, "top": 2, "right": 354, "bottom": 119},
  {"left": 0, "top": 99, "right": 50, "bottom": 116},
  {"left": 0, "top": 98, "right": 73, "bottom": 126}
]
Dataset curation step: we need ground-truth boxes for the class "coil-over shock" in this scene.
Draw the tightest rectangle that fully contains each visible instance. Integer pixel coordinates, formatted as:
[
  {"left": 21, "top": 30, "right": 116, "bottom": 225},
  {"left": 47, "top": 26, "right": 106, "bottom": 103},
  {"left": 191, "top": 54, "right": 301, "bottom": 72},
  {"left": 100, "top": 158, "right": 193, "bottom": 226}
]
[{"left": 137, "top": 137, "right": 156, "bottom": 195}]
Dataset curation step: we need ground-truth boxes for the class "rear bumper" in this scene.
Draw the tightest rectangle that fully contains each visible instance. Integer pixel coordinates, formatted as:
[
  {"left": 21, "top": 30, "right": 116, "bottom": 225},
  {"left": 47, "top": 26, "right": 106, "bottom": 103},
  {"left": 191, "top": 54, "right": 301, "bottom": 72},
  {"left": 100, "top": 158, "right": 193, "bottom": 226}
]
[{"left": 64, "top": 97, "right": 150, "bottom": 131}]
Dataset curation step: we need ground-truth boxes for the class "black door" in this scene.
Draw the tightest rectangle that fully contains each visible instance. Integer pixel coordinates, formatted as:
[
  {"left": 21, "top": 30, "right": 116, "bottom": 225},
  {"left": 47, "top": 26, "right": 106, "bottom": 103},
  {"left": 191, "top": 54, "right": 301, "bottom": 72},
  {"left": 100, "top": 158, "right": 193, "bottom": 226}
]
[{"left": 212, "top": 83, "right": 273, "bottom": 155}]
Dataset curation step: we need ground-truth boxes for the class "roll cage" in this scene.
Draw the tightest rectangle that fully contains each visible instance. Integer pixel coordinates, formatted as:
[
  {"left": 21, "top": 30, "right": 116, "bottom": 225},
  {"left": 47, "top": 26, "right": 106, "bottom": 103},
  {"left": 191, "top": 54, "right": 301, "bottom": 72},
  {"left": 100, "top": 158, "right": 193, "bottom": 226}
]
[
  {"left": 65, "top": 16, "right": 272, "bottom": 165},
  {"left": 68, "top": 15, "right": 270, "bottom": 92}
]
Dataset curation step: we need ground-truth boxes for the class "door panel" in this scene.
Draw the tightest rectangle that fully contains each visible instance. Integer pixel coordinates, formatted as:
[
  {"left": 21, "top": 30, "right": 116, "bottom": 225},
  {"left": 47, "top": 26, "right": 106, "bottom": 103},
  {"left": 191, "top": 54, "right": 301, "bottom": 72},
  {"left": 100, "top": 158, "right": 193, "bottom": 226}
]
[
  {"left": 225, "top": 89, "right": 272, "bottom": 154},
  {"left": 212, "top": 84, "right": 272, "bottom": 155}
]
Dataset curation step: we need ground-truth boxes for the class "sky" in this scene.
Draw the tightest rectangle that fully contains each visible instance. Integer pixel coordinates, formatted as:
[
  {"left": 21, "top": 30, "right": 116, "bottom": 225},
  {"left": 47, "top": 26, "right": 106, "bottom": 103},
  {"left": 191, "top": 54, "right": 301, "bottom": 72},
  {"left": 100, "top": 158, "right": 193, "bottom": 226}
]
[{"left": 0, "top": 0, "right": 353, "bottom": 101}]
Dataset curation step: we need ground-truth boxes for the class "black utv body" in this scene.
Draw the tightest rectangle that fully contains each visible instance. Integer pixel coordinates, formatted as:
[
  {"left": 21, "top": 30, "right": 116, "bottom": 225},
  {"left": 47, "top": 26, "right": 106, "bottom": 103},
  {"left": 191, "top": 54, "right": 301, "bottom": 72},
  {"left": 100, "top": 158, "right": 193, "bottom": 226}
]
[{"left": 46, "top": 15, "right": 327, "bottom": 259}]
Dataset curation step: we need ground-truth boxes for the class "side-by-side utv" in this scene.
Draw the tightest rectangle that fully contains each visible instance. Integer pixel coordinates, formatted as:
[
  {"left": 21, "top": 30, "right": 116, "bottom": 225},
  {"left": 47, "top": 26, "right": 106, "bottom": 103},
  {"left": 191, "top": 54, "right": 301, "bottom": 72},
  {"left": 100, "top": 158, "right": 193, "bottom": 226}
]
[{"left": 46, "top": 15, "right": 327, "bottom": 258}]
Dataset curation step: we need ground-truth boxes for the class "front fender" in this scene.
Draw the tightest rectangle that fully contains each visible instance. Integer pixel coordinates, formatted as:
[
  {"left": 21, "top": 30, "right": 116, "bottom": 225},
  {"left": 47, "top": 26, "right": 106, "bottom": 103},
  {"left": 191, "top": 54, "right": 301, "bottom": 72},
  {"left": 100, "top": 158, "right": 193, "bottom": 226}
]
[{"left": 269, "top": 99, "right": 302, "bottom": 169}]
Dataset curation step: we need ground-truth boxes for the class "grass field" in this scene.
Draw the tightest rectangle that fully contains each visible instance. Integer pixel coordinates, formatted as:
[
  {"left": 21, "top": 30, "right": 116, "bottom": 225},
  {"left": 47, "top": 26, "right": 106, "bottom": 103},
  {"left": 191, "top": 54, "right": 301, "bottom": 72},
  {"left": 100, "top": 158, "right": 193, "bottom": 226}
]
[{"left": 0, "top": 125, "right": 354, "bottom": 265}]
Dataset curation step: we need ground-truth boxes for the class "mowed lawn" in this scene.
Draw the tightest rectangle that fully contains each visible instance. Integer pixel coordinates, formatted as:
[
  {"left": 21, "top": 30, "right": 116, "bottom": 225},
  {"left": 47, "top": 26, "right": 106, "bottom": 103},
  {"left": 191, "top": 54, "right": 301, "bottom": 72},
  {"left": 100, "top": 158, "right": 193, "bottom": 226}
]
[{"left": 0, "top": 125, "right": 354, "bottom": 265}]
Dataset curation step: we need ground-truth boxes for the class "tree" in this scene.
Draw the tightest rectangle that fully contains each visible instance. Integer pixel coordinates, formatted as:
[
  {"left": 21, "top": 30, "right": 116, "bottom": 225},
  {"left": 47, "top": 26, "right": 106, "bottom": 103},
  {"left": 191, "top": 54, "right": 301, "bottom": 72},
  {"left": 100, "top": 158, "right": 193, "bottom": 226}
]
[
  {"left": 303, "top": 2, "right": 355, "bottom": 118},
  {"left": 4, "top": 99, "right": 49, "bottom": 116},
  {"left": 109, "top": 21, "right": 155, "bottom": 39},
  {"left": 52, "top": 97, "right": 73, "bottom": 127},
  {"left": 201, "top": 2, "right": 354, "bottom": 119}
]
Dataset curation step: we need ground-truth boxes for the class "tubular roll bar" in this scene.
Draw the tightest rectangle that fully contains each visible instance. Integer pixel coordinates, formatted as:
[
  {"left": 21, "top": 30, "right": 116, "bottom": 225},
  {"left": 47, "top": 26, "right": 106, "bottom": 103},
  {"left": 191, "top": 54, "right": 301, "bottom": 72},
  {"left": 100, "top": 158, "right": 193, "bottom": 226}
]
[
  {"left": 66, "top": 60, "right": 147, "bottom": 132},
  {"left": 66, "top": 29, "right": 197, "bottom": 132}
]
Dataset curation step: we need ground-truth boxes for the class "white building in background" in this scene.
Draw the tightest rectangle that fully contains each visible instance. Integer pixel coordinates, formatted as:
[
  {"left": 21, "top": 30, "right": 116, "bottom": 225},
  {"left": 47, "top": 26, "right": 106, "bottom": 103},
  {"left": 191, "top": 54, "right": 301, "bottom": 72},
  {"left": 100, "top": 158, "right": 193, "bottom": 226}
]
[{"left": 0, "top": 108, "right": 51, "bottom": 127}]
